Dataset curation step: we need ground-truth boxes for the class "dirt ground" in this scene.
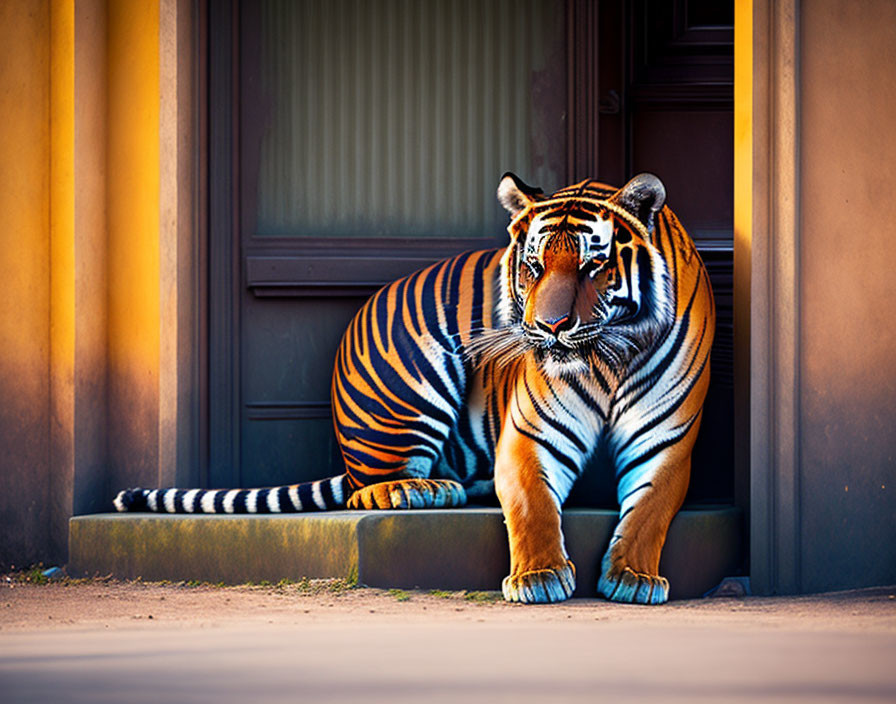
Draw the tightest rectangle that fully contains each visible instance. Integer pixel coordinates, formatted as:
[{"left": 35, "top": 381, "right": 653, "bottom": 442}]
[
  {"left": 2, "top": 575, "right": 895, "bottom": 703},
  {"left": 1, "top": 575, "right": 895, "bottom": 632}
]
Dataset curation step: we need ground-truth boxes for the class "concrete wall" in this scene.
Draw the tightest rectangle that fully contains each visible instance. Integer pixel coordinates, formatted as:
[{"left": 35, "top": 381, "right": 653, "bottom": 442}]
[
  {"left": 797, "top": 0, "right": 896, "bottom": 592},
  {"left": 747, "top": 0, "right": 896, "bottom": 594},
  {"left": 0, "top": 0, "right": 194, "bottom": 569},
  {"left": 106, "top": 0, "right": 162, "bottom": 498},
  {"left": 0, "top": 0, "right": 52, "bottom": 568}
]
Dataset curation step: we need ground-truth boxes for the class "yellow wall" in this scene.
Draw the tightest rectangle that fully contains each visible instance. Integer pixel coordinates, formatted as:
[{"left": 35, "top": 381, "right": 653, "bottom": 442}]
[
  {"left": 50, "top": 0, "right": 75, "bottom": 560},
  {"left": 0, "top": 0, "right": 167, "bottom": 567},
  {"left": 732, "top": 0, "right": 753, "bottom": 517},
  {"left": 106, "top": 0, "right": 161, "bottom": 488},
  {"left": 0, "top": 0, "right": 52, "bottom": 565}
]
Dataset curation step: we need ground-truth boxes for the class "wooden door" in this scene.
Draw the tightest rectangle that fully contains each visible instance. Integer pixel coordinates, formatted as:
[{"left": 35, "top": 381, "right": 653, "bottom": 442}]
[{"left": 207, "top": 0, "right": 734, "bottom": 506}]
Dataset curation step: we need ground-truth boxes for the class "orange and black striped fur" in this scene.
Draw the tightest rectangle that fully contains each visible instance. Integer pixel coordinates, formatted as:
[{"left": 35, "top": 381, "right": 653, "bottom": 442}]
[{"left": 115, "top": 174, "right": 714, "bottom": 605}]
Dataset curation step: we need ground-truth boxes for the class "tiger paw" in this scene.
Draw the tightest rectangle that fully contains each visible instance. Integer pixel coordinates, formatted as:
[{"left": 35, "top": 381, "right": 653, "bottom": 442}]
[
  {"left": 598, "top": 565, "right": 669, "bottom": 604},
  {"left": 502, "top": 561, "right": 576, "bottom": 604},
  {"left": 347, "top": 478, "right": 467, "bottom": 510}
]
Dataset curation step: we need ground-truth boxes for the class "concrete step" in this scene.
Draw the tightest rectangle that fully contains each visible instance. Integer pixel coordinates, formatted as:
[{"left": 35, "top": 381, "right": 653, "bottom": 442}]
[{"left": 69, "top": 506, "right": 743, "bottom": 600}]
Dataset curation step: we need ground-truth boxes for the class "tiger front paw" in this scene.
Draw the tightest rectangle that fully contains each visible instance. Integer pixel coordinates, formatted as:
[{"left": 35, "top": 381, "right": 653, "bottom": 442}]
[
  {"left": 502, "top": 561, "right": 576, "bottom": 604},
  {"left": 597, "top": 552, "right": 669, "bottom": 604}
]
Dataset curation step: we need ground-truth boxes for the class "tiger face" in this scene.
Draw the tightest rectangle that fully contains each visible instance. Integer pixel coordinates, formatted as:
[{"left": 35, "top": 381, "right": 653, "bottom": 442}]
[{"left": 487, "top": 173, "right": 676, "bottom": 376}]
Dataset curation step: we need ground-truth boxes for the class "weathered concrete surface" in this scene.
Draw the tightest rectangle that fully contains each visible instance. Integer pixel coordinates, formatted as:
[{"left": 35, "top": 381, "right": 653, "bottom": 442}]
[
  {"left": 69, "top": 513, "right": 364, "bottom": 584},
  {"left": 70, "top": 507, "right": 741, "bottom": 599},
  {"left": 2, "top": 607, "right": 894, "bottom": 704}
]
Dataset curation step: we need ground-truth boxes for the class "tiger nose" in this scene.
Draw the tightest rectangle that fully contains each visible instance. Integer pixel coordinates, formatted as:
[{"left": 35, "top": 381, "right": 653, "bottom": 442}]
[{"left": 536, "top": 314, "right": 572, "bottom": 336}]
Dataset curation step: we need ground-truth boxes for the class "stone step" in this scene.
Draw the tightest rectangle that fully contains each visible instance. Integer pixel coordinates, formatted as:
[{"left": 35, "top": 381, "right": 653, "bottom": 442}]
[{"left": 69, "top": 506, "right": 743, "bottom": 600}]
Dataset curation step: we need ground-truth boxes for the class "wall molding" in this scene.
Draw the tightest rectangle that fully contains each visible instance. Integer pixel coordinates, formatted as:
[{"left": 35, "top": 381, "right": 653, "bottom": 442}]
[
  {"left": 244, "top": 236, "right": 505, "bottom": 297},
  {"left": 245, "top": 402, "right": 331, "bottom": 421},
  {"left": 159, "top": 0, "right": 200, "bottom": 488},
  {"left": 749, "top": 0, "right": 801, "bottom": 595}
]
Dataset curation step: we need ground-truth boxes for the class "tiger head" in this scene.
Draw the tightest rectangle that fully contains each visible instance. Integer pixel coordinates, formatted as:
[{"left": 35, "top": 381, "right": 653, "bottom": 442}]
[{"left": 479, "top": 173, "right": 675, "bottom": 377}]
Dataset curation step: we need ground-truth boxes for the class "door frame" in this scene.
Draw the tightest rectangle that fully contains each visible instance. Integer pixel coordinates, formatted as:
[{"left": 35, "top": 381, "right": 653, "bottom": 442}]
[{"left": 191, "top": 0, "right": 827, "bottom": 596}]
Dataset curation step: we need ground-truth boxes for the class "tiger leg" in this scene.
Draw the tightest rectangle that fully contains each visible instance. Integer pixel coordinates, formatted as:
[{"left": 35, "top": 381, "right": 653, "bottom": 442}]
[
  {"left": 598, "top": 427, "right": 696, "bottom": 605},
  {"left": 494, "top": 422, "right": 576, "bottom": 604},
  {"left": 332, "top": 315, "right": 468, "bottom": 511}
]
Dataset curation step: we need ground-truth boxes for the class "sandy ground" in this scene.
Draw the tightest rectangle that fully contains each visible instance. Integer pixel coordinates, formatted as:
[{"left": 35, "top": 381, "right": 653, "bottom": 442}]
[{"left": 1, "top": 576, "right": 895, "bottom": 703}]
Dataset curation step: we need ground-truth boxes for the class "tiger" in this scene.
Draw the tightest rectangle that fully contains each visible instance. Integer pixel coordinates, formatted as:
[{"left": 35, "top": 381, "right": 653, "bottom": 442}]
[{"left": 115, "top": 173, "right": 714, "bottom": 605}]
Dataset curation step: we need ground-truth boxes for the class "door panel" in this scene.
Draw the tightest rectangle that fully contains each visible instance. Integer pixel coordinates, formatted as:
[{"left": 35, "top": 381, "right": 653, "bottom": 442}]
[
  {"left": 239, "top": 294, "right": 363, "bottom": 486},
  {"left": 631, "top": 110, "right": 734, "bottom": 237},
  {"left": 240, "top": 416, "right": 340, "bottom": 488}
]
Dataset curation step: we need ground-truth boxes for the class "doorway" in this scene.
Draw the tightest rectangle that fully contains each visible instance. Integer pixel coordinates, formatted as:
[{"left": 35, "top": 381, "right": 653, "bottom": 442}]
[{"left": 206, "top": 0, "right": 735, "bottom": 507}]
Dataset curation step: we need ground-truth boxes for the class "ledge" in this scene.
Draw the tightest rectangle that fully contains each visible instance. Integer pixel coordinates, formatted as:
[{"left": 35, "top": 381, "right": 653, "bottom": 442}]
[{"left": 69, "top": 506, "right": 742, "bottom": 600}]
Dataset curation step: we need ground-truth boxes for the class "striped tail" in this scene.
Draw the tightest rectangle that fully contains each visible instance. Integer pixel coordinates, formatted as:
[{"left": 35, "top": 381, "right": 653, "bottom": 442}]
[{"left": 113, "top": 475, "right": 349, "bottom": 514}]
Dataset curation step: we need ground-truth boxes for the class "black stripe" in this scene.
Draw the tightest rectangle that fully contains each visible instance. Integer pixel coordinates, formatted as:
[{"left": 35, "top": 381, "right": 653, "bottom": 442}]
[
  {"left": 455, "top": 403, "right": 492, "bottom": 475},
  {"left": 636, "top": 247, "right": 654, "bottom": 303},
  {"left": 255, "top": 489, "right": 271, "bottom": 514},
  {"left": 615, "top": 412, "right": 700, "bottom": 482},
  {"left": 343, "top": 450, "right": 409, "bottom": 477},
  {"left": 566, "top": 374, "right": 607, "bottom": 420},
  {"left": 543, "top": 373, "right": 579, "bottom": 419},
  {"left": 620, "top": 480, "right": 653, "bottom": 504},
  {"left": 521, "top": 375, "right": 589, "bottom": 456},
  {"left": 511, "top": 416, "right": 582, "bottom": 484},
  {"left": 614, "top": 340, "right": 709, "bottom": 458},
  {"left": 173, "top": 489, "right": 187, "bottom": 513},
  {"left": 350, "top": 430, "right": 441, "bottom": 459},
  {"left": 443, "top": 252, "right": 468, "bottom": 341},
  {"left": 400, "top": 270, "right": 426, "bottom": 341},
  {"left": 298, "top": 483, "right": 320, "bottom": 512},
  {"left": 232, "top": 490, "right": 248, "bottom": 513},
  {"left": 339, "top": 344, "right": 455, "bottom": 432},
  {"left": 356, "top": 298, "right": 457, "bottom": 428},
  {"left": 213, "top": 490, "right": 226, "bottom": 513},
  {"left": 318, "top": 478, "right": 335, "bottom": 508},
  {"left": 470, "top": 252, "right": 488, "bottom": 332},
  {"left": 622, "top": 276, "right": 702, "bottom": 404},
  {"left": 275, "top": 486, "right": 291, "bottom": 512},
  {"left": 540, "top": 469, "right": 565, "bottom": 506}
]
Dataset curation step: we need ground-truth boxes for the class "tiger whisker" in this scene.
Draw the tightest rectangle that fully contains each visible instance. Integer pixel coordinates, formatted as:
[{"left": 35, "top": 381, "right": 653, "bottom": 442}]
[{"left": 465, "top": 326, "right": 530, "bottom": 369}]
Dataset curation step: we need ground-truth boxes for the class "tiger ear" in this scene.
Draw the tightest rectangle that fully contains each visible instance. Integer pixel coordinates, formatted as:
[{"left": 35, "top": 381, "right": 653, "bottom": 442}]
[
  {"left": 610, "top": 173, "right": 666, "bottom": 232},
  {"left": 497, "top": 172, "right": 544, "bottom": 217}
]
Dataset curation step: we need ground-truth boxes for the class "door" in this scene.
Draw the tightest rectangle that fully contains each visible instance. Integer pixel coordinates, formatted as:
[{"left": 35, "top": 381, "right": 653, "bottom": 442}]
[
  {"left": 209, "top": 0, "right": 569, "bottom": 489},
  {"left": 207, "top": 0, "right": 734, "bottom": 506}
]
